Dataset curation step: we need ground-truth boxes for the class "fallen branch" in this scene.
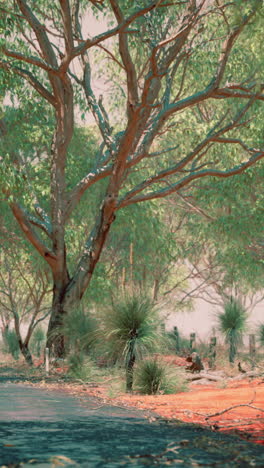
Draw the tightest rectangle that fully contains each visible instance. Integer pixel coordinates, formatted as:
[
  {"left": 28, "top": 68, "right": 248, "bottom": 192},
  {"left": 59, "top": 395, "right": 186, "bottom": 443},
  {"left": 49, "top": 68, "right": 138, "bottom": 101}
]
[
  {"left": 186, "top": 372, "right": 225, "bottom": 382},
  {"left": 205, "top": 403, "right": 264, "bottom": 420},
  {"left": 204, "top": 390, "right": 264, "bottom": 421}
]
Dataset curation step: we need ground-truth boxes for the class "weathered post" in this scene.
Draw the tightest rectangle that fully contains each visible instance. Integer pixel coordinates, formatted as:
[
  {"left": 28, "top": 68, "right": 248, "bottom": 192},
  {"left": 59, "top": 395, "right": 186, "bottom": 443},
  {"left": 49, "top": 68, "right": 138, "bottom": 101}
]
[
  {"left": 209, "top": 336, "right": 217, "bottom": 369},
  {"left": 129, "top": 242, "right": 133, "bottom": 288},
  {"left": 173, "top": 326, "right": 180, "bottom": 354},
  {"left": 190, "top": 332, "right": 196, "bottom": 351},
  {"left": 160, "top": 323, "right": 166, "bottom": 334},
  {"left": 45, "top": 347, "right": 49, "bottom": 376},
  {"left": 249, "top": 334, "right": 256, "bottom": 369}
]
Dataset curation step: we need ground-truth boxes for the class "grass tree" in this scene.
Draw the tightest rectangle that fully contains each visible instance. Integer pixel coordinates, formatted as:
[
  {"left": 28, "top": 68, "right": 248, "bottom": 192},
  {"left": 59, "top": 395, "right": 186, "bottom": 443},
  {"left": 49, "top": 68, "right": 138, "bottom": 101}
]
[
  {"left": 218, "top": 297, "right": 247, "bottom": 364},
  {"left": 101, "top": 295, "right": 160, "bottom": 392}
]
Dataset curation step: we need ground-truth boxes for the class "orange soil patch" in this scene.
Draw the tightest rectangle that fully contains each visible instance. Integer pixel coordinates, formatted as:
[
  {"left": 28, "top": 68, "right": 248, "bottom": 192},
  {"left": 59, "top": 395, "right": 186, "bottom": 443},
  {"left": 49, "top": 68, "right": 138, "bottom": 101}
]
[{"left": 82, "top": 378, "right": 264, "bottom": 446}]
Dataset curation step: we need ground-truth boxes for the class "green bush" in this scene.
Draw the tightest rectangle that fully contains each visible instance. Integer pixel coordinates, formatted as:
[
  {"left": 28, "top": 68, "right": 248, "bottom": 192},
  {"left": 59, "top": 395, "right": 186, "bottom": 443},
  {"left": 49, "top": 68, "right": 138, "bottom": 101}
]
[
  {"left": 67, "top": 353, "right": 94, "bottom": 381},
  {"left": 135, "top": 358, "right": 187, "bottom": 395},
  {"left": 61, "top": 307, "right": 97, "bottom": 355},
  {"left": 3, "top": 329, "right": 20, "bottom": 360},
  {"left": 30, "top": 326, "right": 46, "bottom": 357}
]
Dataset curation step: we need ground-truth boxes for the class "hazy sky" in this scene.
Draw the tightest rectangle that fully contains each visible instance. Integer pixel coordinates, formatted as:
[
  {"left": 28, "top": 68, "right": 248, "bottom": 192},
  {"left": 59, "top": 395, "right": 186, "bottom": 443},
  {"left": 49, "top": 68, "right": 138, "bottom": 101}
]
[{"left": 167, "top": 297, "right": 263, "bottom": 341}]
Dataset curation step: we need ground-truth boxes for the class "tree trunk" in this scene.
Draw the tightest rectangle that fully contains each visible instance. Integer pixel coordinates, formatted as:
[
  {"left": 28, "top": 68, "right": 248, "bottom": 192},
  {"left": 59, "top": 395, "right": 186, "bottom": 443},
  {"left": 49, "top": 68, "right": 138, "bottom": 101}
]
[
  {"left": 229, "top": 335, "right": 236, "bottom": 363},
  {"left": 46, "top": 195, "right": 117, "bottom": 358},
  {"left": 19, "top": 340, "right": 33, "bottom": 366},
  {"left": 126, "top": 353, "right": 135, "bottom": 393},
  {"left": 46, "top": 274, "right": 70, "bottom": 358},
  {"left": 126, "top": 341, "right": 136, "bottom": 392},
  {"left": 13, "top": 315, "right": 33, "bottom": 365}
]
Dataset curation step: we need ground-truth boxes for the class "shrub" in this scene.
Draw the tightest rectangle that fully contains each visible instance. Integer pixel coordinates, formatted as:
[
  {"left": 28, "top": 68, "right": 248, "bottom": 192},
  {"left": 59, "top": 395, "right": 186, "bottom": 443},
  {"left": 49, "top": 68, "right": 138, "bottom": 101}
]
[
  {"left": 67, "top": 353, "right": 94, "bottom": 381},
  {"left": 61, "top": 307, "right": 97, "bottom": 355},
  {"left": 3, "top": 329, "right": 20, "bottom": 360},
  {"left": 135, "top": 358, "right": 187, "bottom": 395},
  {"left": 30, "top": 326, "right": 46, "bottom": 357}
]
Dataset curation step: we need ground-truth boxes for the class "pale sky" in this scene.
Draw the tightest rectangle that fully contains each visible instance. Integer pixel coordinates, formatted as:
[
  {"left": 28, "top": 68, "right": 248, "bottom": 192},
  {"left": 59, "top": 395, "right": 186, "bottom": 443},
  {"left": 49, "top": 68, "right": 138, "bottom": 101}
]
[{"left": 167, "top": 297, "right": 264, "bottom": 342}]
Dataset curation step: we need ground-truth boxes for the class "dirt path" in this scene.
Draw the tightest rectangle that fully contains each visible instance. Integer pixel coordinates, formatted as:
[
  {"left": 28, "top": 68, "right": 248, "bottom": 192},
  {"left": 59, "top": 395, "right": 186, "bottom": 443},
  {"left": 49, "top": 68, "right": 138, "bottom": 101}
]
[{"left": 1, "top": 383, "right": 264, "bottom": 467}]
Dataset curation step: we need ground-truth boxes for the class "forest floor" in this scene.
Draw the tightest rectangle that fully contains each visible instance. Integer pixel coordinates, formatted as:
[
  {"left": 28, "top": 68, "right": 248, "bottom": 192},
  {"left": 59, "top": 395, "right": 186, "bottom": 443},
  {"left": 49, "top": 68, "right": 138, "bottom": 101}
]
[{"left": 1, "top": 353, "right": 263, "bottom": 449}]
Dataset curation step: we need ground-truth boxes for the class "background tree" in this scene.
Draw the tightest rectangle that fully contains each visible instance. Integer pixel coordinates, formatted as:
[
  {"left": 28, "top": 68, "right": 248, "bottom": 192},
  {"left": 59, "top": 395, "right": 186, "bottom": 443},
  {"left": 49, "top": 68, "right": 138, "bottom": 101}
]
[
  {"left": 159, "top": 156, "right": 264, "bottom": 311},
  {"left": 0, "top": 240, "right": 51, "bottom": 364},
  {"left": 1, "top": 0, "right": 263, "bottom": 356}
]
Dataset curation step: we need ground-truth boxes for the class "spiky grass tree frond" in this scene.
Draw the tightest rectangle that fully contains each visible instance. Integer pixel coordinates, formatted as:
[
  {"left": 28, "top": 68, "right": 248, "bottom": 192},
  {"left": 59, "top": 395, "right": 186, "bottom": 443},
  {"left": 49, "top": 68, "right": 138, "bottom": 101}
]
[
  {"left": 258, "top": 323, "right": 264, "bottom": 347},
  {"left": 217, "top": 297, "right": 248, "bottom": 363},
  {"left": 135, "top": 358, "right": 165, "bottom": 395},
  {"left": 104, "top": 295, "right": 160, "bottom": 362}
]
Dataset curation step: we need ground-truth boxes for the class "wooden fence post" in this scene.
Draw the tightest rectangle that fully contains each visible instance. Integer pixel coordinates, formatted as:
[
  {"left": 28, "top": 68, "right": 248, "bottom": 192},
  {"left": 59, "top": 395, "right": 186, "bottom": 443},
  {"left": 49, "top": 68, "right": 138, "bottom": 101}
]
[
  {"left": 45, "top": 347, "right": 49, "bottom": 376},
  {"left": 190, "top": 332, "right": 196, "bottom": 351},
  {"left": 249, "top": 334, "right": 256, "bottom": 369},
  {"left": 209, "top": 336, "right": 217, "bottom": 369},
  {"left": 173, "top": 326, "right": 180, "bottom": 354}
]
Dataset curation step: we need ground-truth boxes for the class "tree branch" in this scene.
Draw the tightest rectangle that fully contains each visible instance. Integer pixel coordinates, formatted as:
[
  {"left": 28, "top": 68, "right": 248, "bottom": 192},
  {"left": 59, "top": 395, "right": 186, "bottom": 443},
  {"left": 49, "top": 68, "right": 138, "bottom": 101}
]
[
  {"left": 65, "top": 165, "right": 113, "bottom": 221},
  {"left": 10, "top": 203, "right": 57, "bottom": 269},
  {"left": 109, "top": 0, "right": 139, "bottom": 118},
  {"left": 73, "top": 1, "right": 164, "bottom": 57},
  {"left": 0, "top": 60, "right": 56, "bottom": 106},
  {"left": 15, "top": 0, "right": 58, "bottom": 68},
  {"left": 119, "top": 150, "right": 264, "bottom": 208},
  {"left": 1, "top": 48, "right": 57, "bottom": 73}
]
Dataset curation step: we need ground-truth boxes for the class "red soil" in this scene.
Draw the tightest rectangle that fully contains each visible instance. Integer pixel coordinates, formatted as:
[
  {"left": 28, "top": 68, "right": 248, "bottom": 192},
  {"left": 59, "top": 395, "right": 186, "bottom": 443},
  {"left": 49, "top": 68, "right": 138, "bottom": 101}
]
[{"left": 83, "top": 377, "right": 264, "bottom": 445}]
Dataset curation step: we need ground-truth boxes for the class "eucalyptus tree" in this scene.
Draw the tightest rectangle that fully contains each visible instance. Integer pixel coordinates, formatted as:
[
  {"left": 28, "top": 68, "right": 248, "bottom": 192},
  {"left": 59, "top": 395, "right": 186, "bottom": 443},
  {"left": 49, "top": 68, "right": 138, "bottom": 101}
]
[{"left": 1, "top": 0, "right": 264, "bottom": 356}]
